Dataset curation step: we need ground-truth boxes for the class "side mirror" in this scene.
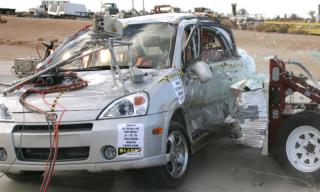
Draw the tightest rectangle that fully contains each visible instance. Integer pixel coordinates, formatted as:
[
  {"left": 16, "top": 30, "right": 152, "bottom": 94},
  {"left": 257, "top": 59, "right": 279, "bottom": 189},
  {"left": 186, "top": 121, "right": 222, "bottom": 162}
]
[{"left": 191, "top": 61, "right": 212, "bottom": 84}]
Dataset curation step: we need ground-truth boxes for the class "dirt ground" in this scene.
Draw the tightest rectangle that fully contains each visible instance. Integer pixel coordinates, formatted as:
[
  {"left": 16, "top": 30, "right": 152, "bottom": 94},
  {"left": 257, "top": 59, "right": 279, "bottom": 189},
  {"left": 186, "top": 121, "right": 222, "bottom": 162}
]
[
  {"left": 1, "top": 16, "right": 320, "bottom": 75},
  {"left": 0, "top": 16, "right": 90, "bottom": 59},
  {"left": 234, "top": 30, "right": 320, "bottom": 76}
]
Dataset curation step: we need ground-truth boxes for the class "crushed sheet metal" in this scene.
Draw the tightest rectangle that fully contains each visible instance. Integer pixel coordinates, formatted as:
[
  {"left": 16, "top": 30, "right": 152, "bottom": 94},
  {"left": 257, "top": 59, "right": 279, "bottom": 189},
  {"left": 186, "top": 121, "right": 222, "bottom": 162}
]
[
  {"left": 236, "top": 89, "right": 268, "bottom": 148},
  {"left": 230, "top": 73, "right": 267, "bottom": 91},
  {"left": 244, "top": 74, "right": 267, "bottom": 91}
]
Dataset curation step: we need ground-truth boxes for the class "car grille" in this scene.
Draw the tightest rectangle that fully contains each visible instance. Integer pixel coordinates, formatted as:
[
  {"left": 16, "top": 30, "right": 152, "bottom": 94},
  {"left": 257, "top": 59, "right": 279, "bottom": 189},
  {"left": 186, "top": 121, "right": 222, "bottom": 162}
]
[
  {"left": 12, "top": 123, "right": 93, "bottom": 133},
  {"left": 15, "top": 147, "right": 90, "bottom": 161}
]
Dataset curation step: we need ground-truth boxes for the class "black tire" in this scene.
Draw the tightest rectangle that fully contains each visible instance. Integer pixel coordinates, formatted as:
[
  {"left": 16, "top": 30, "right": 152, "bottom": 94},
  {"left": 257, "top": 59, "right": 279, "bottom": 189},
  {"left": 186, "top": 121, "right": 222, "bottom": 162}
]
[
  {"left": 275, "top": 111, "right": 320, "bottom": 182},
  {"left": 145, "top": 121, "right": 191, "bottom": 188},
  {"left": 5, "top": 171, "right": 43, "bottom": 182}
]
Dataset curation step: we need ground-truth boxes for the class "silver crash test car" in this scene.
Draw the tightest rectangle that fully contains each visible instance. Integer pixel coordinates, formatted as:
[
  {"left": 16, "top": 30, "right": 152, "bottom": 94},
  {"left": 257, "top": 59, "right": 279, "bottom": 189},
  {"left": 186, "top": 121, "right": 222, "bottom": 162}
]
[{"left": 0, "top": 13, "right": 258, "bottom": 188}]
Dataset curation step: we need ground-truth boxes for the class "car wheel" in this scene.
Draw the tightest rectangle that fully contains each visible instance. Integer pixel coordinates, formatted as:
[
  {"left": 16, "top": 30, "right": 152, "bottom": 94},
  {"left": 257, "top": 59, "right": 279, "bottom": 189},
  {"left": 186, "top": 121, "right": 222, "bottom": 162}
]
[
  {"left": 146, "top": 121, "right": 191, "bottom": 188},
  {"left": 5, "top": 171, "right": 43, "bottom": 182},
  {"left": 275, "top": 111, "right": 320, "bottom": 182}
]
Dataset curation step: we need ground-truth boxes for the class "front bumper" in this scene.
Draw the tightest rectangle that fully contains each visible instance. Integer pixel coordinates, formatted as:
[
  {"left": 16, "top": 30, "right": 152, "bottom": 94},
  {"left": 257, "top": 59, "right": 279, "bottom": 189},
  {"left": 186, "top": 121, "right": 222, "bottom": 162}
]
[
  {"left": 0, "top": 112, "right": 171, "bottom": 173},
  {"left": 0, "top": 154, "right": 169, "bottom": 173}
]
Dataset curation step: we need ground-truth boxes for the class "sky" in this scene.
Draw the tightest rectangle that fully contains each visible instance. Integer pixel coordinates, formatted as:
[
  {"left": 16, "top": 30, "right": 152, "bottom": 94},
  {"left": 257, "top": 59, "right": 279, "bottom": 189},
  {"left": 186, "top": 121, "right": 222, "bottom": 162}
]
[{"left": 0, "top": 0, "right": 319, "bottom": 18}]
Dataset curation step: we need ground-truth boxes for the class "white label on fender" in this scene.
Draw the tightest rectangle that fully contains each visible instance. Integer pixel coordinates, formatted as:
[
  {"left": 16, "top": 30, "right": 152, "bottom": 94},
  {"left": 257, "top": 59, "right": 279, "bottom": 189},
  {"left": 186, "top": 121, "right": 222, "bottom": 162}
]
[
  {"left": 171, "top": 79, "right": 185, "bottom": 105},
  {"left": 117, "top": 123, "right": 144, "bottom": 157}
]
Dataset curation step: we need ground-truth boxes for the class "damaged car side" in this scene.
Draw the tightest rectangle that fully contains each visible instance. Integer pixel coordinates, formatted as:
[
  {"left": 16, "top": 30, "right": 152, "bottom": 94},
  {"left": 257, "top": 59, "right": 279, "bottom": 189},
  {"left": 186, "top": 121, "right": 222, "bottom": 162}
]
[{"left": 0, "top": 13, "right": 258, "bottom": 188}]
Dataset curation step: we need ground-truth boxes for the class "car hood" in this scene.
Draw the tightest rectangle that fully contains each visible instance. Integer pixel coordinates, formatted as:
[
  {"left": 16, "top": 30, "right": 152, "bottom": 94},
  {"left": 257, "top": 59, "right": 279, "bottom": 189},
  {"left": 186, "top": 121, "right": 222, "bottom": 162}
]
[{"left": 2, "top": 69, "right": 166, "bottom": 113}]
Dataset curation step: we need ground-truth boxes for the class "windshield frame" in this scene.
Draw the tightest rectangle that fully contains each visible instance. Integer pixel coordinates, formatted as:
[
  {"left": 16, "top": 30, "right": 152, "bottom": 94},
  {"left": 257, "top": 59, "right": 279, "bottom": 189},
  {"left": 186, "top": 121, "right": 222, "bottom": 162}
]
[
  {"left": 41, "top": 22, "right": 178, "bottom": 71},
  {"left": 169, "top": 23, "right": 178, "bottom": 68}
]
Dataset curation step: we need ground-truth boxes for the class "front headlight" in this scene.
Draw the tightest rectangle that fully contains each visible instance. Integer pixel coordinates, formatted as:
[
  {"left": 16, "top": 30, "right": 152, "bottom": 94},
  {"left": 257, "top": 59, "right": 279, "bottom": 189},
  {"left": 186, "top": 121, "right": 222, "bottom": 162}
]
[
  {"left": 0, "top": 103, "right": 12, "bottom": 122},
  {"left": 98, "top": 92, "right": 149, "bottom": 119}
]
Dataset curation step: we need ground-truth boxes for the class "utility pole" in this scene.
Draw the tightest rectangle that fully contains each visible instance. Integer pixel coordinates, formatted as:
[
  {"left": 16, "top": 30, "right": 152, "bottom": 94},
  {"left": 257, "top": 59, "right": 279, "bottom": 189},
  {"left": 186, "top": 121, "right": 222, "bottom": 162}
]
[
  {"left": 318, "top": 4, "right": 320, "bottom": 23},
  {"left": 231, "top": 3, "right": 237, "bottom": 17},
  {"left": 142, "top": 0, "right": 145, "bottom": 14},
  {"left": 132, "top": 0, "right": 135, "bottom": 11},
  {"left": 100, "top": 0, "right": 103, "bottom": 14}
]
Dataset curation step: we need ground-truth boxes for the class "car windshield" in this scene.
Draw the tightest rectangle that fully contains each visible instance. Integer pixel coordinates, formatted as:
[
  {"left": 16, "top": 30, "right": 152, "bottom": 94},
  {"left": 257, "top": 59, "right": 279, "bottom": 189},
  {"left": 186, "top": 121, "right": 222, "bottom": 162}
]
[{"left": 42, "top": 23, "right": 176, "bottom": 70}]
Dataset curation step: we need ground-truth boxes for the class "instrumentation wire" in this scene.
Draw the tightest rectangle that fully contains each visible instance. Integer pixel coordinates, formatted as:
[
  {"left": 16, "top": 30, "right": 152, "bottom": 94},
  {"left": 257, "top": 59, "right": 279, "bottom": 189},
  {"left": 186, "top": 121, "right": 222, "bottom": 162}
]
[{"left": 18, "top": 74, "right": 87, "bottom": 192}]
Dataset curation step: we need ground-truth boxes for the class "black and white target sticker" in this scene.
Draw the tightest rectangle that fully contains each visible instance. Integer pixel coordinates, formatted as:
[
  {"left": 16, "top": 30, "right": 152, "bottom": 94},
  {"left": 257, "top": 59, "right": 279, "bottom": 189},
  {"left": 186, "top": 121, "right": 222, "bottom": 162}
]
[
  {"left": 171, "top": 79, "right": 185, "bottom": 105},
  {"left": 117, "top": 123, "right": 144, "bottom": 157}
]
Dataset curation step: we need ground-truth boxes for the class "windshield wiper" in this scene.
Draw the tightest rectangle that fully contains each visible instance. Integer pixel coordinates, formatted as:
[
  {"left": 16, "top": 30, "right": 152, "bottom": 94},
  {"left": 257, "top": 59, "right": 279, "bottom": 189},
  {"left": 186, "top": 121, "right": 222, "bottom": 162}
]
[
  {"left": 60, "top": 65, "right": 130, "bottom": 72},
  {"left": 87, "top": 65, "right": 130, "bottom": 70},
  {"left": 78, "top": 66, "right": 112, "bottom": 71}
]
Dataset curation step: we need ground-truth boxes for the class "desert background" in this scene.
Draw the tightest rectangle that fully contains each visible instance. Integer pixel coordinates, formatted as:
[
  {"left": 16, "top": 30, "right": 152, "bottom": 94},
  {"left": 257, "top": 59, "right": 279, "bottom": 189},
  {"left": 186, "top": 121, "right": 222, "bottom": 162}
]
[
  {"left": 1, "top": 16, "right": 320, "bottom": 76},
  {"left": 0, "top": 15, "right": 320, "bottom": 192}
]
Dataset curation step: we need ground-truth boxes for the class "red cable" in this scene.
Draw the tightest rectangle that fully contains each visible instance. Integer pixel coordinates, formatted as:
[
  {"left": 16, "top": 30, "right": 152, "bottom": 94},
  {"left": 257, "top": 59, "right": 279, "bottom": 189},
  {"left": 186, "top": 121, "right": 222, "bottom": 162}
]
[
  {"left": 44, "top": 108, "right": 65, "bottom": 191},
  {"left": 21, "top": 91, "right": 56, "bottom": 192},
  {"left": 36, "top": 43, "right": 44, "bottom": 61},
  {"left": 18, "top": 75, "right": 87, "bottom": 192},
  {"left": 41, "top": 92, "right": 66, "bottom": 192},
  {"left": 39, "top": 92, "right": 58, "bottom": 192},
  {"left": 20, "top": 94, "right": 55, "bottom": 192}
]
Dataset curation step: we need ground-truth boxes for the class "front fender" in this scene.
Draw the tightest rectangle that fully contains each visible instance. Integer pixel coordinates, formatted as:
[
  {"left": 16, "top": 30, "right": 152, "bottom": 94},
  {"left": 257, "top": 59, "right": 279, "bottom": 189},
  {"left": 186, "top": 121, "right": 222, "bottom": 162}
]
[{"left": 146, "top": 69, "right": 185, "bottom": 114}]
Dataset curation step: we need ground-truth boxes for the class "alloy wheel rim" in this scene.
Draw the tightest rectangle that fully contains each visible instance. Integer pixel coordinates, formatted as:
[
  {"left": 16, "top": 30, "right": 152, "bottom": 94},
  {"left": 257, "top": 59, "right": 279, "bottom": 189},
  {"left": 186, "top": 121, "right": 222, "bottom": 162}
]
[{"left": 166, "top": 131, "right": 189, "bottom": 178}]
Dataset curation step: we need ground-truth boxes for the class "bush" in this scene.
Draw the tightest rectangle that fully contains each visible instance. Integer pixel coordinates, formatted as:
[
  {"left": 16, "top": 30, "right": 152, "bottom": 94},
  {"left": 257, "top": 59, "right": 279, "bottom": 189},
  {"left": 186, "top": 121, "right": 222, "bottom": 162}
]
[
  {"left": 277, "top": 24, "right": 289, "bottom": 33},
  {"left": 254, "top": 23, "right": 289, "bottom": 33},
  {"left": 0, "top": 16, "right": 7, "bottom": 24},
  {"left": 245, "top": 25, "right": 256, "bottom": 30},
  {"left": 255, "top": 24, "right": 267, "bottom": 32},
  {"left": 288, "top": 29, "right": 309, "bottom": 35},
  {"left": 264, "top": 25, "right": 279, "bottom": 33}
]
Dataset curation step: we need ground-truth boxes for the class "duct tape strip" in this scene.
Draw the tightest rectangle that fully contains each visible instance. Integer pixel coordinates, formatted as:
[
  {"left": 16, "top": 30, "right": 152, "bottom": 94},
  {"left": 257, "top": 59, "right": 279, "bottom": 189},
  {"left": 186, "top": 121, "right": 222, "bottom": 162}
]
[
  {"left": 51, "top": 91, "right": 65, "bottom": 112},
  {"left": 158, "top": 70, "right": 184, "bottom": 83}
]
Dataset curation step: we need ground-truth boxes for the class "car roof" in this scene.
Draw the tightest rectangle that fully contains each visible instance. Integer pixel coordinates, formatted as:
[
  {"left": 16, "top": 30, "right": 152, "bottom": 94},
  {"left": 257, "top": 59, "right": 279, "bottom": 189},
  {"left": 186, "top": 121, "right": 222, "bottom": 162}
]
[{"left": 120, "top": 13, "right": 196, "bottom": 26}]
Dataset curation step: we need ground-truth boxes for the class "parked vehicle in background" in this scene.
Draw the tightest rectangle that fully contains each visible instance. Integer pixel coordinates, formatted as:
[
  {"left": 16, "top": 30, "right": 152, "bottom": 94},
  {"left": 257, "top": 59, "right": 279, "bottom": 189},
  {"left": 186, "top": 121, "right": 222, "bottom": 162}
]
[
  {"left": 47, "top": 2, "right": 88, "bottom": 18},
  {"left": 29, "top": 5, "right": 47, "bottom": 18},
  {"left": 152, "top": 5, "right": 181, "bottom": 14},
  {"left": 102, "top": 3, "right": 119, "bottom": 15}
]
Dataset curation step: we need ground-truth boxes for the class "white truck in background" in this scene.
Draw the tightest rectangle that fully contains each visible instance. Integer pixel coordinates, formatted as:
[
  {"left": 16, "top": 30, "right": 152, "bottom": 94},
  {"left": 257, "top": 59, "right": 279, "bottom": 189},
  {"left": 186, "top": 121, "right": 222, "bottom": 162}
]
[{"left": 48, "top": 2, "right": 87, "bottom": 18}]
